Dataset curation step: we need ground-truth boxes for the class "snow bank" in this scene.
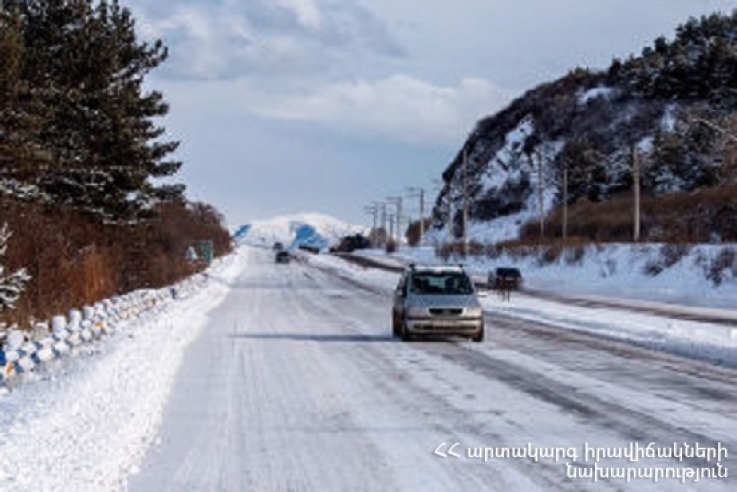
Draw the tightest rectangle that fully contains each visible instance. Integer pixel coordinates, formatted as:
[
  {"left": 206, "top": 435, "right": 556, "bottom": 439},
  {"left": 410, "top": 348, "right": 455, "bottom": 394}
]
[
  {"left": 0, "top": 250, "right": 244, "bottom": 492},
  {"left": 461, "top": 243, "right": 737, "bottom": 310},
  {"left": 361, "top": 243, "right": 737, "bottom": 311},
  {"left": 0, "top": 257, "right": 228, "bottom": 387},
  {"left": 310, "top": 249, "right": 737, "bottom": 366}
]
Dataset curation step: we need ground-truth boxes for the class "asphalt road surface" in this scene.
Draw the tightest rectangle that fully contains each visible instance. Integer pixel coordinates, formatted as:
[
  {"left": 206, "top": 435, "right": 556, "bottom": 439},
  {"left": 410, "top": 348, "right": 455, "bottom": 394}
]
[{"left": 129, "top": 247, "right": 737, "bottom": 491}]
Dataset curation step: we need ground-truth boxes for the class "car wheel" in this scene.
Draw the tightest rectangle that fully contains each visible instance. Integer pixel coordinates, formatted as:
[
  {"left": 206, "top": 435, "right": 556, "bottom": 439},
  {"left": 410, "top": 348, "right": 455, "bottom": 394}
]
[
  {"left": 392, "top": 313, "right": 400, "bottom": 337},
  {"left": 400, "top": 318, "right": 413, "bottom": 342},
  {"left": 471, "top": 323, "right": 484, "bottom": 342}
]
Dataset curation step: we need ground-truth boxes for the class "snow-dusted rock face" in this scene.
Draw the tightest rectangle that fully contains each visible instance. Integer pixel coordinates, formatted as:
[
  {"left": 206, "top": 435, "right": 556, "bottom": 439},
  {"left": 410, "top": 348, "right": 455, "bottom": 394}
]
[
  {"left": 431, "top": 73, "right": 667, "bottom": 243},
  {"left": 232, "top": 213, "right": 365, "bottom": 251},
  {"left": 432, "top": 13, "right": 737, "bottom": 244}
]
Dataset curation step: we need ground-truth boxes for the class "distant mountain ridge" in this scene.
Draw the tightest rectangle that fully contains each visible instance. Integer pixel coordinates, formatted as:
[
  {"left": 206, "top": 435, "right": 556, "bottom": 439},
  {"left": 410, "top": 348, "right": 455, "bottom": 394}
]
[
  {"left": 431, "top": 11, "right": 737, "bottom": 244},
  {"left": 233, "top": 213, "right": 365, "bottom": 251}
]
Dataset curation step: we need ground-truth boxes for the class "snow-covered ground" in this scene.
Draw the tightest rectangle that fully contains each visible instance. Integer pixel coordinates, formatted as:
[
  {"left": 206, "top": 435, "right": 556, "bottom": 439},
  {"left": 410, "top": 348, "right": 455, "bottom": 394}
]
[
  {"left": 312, "top": 251, "right": 737, "bottom": 367},
  {"left": 1, "top": 245, "right": 736, "bottom": 491},
  {"left": 0, "top": 251, "right": 246, "bottom": 492},
  {"left": 359, "top": 242, "right": 737, "bottom": 310},
  {"left": 130, "top": 246, "right": 737, "bottom": 491}
]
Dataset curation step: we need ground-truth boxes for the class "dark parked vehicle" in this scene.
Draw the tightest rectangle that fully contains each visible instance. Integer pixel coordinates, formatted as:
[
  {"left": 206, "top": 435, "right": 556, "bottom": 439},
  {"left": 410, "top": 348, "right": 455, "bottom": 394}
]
[
  {"left": 275, "top": 251, "right": 290, "bottom": 264},
  {"left": 489, "top": 267, "right": 522, "bottom": 290},
  {"left": 330, "top": 234, "right": 372, "bottom": 253}
]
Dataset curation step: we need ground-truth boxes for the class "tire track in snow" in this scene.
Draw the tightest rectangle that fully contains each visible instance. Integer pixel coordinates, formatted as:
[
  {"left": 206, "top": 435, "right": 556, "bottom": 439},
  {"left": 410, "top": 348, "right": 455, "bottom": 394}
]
[{"left": 304, "top": 258, "right": 737, "bottom": 490}]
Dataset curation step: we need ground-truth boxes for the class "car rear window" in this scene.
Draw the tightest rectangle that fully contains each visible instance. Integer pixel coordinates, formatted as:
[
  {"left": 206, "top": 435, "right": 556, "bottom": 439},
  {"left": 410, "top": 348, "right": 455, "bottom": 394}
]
[
  {"left": 496, "top": 268, "right": 521, "bottom": 277},
  {"left": 410, "top": 272, "right": 473, "bottom": 295}
]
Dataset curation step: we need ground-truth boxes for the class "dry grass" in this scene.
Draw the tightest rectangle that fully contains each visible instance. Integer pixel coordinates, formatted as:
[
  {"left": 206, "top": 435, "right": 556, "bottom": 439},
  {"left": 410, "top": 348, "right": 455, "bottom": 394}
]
[
  {"left": 432, "top": 185, "right": 737, "bottom": 287},
  {"left": 520, "top": 185, "right": 737, "bottom": 243},
  {"left": 0, "top": 198, "right": 231, "bottom": 328}
]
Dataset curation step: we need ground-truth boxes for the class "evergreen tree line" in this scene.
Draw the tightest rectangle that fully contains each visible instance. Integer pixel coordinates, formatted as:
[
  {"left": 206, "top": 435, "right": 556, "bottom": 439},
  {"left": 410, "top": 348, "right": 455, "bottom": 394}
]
[
  {"left": 1, "top": 0, "right": 182, "bottom": 221},
  {"left": 0, "top": 1, "right": 233, "bottom": 326},
  {"left": 609, "top": 10, "right": 737, "bottom": 110}
]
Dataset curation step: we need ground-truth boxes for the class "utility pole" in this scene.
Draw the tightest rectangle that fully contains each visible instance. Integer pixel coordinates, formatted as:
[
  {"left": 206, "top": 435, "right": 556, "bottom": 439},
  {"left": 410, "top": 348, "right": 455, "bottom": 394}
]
[
  {"left": 386, "top": 196, "right": 403, "bottom": 248},
  {"left": 407, "top": 187, "right": 426, "bottom": 246},
  {"left": 377, "top": 202, "right": 387, "bottom": 247},
  {"left": 562, "top": 163, "right": 568, "bottom": 243},
  {"left": 434, "top": 178, "right": 455, "bottom": 243},
  {"left": 536, "top": 148, "right": 545, "bottom": 240},
  {"left": 387, "top": 214, "right": 395, "bottom": 244},
  {"left": 632, "top": 143, "right": 641, "bottom": 242},
  {"left": 462, "top": 147, "right": 469, "bottom": 255},
  {"left": 363, "top": 204, "right": 378, "bottom": 236}
]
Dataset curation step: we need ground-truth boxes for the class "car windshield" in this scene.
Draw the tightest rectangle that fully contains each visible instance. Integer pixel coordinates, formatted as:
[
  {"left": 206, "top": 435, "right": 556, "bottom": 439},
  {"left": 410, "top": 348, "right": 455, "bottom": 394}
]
[{"left": 410, "top": 272, "right": 473, "bottom": 295}]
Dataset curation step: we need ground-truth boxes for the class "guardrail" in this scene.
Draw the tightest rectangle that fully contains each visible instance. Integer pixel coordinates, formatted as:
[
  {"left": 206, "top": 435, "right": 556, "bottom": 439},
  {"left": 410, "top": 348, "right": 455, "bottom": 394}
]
[{"left": 0, "top": 272, "right": 209, "bottom": 388}]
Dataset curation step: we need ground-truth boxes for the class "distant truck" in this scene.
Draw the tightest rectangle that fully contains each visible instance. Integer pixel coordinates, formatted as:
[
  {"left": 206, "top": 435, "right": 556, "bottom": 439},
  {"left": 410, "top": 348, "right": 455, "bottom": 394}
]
[
  {"left": 330, "top": 234, "right": 372, "bottom": 253},
  {"left": 298, "top": 245, "right": 320, "bottom": 254}
]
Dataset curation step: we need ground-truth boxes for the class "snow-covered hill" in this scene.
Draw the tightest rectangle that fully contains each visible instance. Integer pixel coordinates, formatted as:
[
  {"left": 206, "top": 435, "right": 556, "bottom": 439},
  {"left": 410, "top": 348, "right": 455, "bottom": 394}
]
[
  {"left": 431, "top": 12, "right": 737, "bottom": 244},
  {"left": 232, "top": 213, "right": 365, "bottom": 251}
]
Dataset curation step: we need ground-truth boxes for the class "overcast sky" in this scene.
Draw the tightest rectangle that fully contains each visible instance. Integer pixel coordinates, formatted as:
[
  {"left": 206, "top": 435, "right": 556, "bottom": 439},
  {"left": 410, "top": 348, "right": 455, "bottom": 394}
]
[{"left": 125, "top": 0, "right": 734, "bottom": 227}]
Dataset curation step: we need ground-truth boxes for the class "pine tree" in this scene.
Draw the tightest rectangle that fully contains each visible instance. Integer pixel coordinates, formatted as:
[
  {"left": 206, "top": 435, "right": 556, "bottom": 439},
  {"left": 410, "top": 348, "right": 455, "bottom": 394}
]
[
  {"left": 0, "top": 1, "right": 49, "bottom": 198},
  {"left": 645, "top": 113, "right": 722, "bottom": 193},
  {"left": 16, "top": 0, "right": 184, "bottom": 221},
  {"left": 558, "top": 140, "right": 611, "bottom": 203}
]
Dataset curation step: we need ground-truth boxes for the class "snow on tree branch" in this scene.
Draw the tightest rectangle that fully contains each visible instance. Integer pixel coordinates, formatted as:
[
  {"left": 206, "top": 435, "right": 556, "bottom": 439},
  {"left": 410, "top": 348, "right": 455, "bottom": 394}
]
[{"left": 0, "top": 223, "right": 30, "bottom": 311}]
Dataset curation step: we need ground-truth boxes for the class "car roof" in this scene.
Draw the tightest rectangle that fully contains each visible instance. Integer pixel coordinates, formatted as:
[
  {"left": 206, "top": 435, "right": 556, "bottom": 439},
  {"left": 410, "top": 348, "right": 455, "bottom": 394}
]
[{"left": 408, "top": 264, "right": 465, "bottom": 274}]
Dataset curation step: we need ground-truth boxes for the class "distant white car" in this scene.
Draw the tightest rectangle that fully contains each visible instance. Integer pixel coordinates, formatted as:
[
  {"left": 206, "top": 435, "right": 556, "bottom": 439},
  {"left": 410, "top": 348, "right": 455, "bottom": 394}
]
[{"left": 392, "top": 264, "right": 484, "bottom": 342}]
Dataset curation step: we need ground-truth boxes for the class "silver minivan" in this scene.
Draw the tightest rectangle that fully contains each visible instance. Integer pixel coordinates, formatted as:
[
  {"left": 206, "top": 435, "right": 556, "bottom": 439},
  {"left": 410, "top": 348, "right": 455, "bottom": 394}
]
[{"left": 392, "top": 264, "right": 484, "bottom": 342}]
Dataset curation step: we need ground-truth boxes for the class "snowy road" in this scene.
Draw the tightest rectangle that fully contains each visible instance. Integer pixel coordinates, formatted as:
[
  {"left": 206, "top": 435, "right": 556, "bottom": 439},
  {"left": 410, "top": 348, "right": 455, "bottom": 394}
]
[{"left": 129, "top": 247, "right": 737, "bottom": 491}]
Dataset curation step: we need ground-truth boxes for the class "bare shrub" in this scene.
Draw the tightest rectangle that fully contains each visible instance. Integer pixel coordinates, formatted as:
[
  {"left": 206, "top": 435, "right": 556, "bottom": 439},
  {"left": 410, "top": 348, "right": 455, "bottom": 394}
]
[
  {"left": 645, "top": 243, "right": 693, "bottom": 277},
  {"left": 564, "top": 245, "right": 586, "bottom": 265},
  {"left": 434, "top": 240, "right": 487, "bottom": 261},
  {"left": 436, "top": 243, "right": 451, "bottom": 262},
  {"left": 529, "top": 185, "right": 737, "bottom": 244},
  {"left": 540, "top": 244, "right": 563, "bottom": 265},
  {"left": 601, "top": 259, "right": 617, "bottom": 277},
  {"left": 485, "top": 243, "right": 502, "bottom": 259},
  {"left": 405, "top": 218, "right": 432, "bottom": 247},
  {"left": 643, "top": 259, "right": 665, "bottom": 277},
  {"left": 468, "top": 241, "right": 485, "bottom": 257},
  {"left": 661, "top": 243, "right": 691, "bottom": 268},
  {"left": 707, "top": 247, "right": 736, "bottom": 286},
  {"left": 693, "top": 250, "right": 710, "bottom": 274}
]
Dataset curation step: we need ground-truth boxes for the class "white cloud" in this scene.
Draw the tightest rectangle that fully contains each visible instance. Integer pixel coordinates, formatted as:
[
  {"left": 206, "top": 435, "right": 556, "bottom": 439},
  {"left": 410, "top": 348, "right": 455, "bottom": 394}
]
[
  {"left": 251, "top": 75, "right": 513, "bottom": 144},
  {"left": 273, "top": 0, "right": 322, "bottom": 30},
  {"left": 129, "top": 0, "right": 404, "bottom": 80}
]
